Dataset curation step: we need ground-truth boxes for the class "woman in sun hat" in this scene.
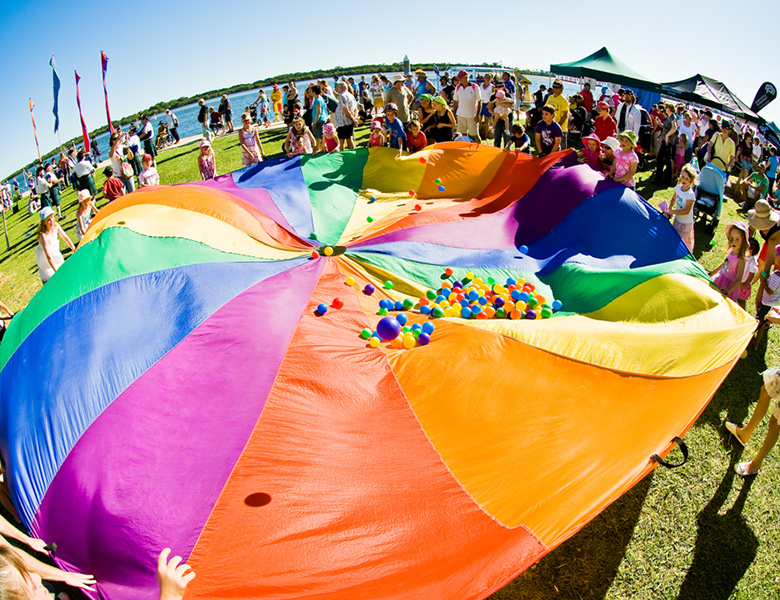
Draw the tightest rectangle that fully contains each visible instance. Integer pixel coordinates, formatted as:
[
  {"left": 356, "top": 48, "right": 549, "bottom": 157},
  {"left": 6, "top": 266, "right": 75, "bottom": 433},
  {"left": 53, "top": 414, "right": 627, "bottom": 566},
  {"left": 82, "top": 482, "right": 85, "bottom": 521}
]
[
  {"left": 748, "top": 198, "right": 780, "bottom": 311},
  {"left": 429, "top": 96, "right": 456, "bottom": 143}
]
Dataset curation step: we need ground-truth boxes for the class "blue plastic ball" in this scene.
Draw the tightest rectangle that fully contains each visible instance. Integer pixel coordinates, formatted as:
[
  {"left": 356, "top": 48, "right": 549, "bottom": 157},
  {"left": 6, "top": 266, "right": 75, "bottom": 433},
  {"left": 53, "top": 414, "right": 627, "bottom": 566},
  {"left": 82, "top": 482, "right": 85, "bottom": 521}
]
[
  {"left": 394, "top": 300, "right": 404, "bottom": 311},
  {"left": 422, "top": 322, "right": 435, "bottom": 334},
  {"left": 470, "top": 304, "right": 482, "bottom": 314},
  {"left": 411, "top": 323, "right": 422, "bottom": 331},
  {"left": 468, "top": 290, "right": 479, "bottom": 301},
  {"left": 552, "top": 299, "right": 563, "bottom": 311},
  {"left": 511, "top": 289, "right": 522, "bottom": 301},
  {"left": 438, "top": 185, "right": 445, "bottom": 192},
  {"left": 518, "top": 291, "right": 530, "bottom": 303},
  {"left": 377, "top": 317, "right": 402, "bottom": 341},
  {"left": 477, "top": 296, "right": 488, "bottom": 305},
  {"left": 371, "top": 330, "right": 380, "bottom": 338},
  {"left": 378, "top": 299, "right": 389, "bottom": 309},
  {"left": 420, "top": 305, "right": 432, "bottom": 315},
  {"left": 506, "top": 277, "right": 517, "bottom": 286},
  {"left": 418, "top": 333, "right": 431, "bottom": 345},
  {"left": 459, "top": 298, "right": 470, "bottom": 307},
  {"left": 460, "top": 307, "right": 473, "bottom": 319},
  {"left": 316, "top": 303, "right": 328, "bottom": 315},
  {"left": 518, "top": 245, "right": 529, "bottom": 254},
  {"left": 435, "top": 295, "right": 447, "bottom": 304},
  {"left": 369, "top": 196, "right": 376, "bottom": 203},
  {"left": 396, "top": 313, "right": 408, "bottom": 326}
]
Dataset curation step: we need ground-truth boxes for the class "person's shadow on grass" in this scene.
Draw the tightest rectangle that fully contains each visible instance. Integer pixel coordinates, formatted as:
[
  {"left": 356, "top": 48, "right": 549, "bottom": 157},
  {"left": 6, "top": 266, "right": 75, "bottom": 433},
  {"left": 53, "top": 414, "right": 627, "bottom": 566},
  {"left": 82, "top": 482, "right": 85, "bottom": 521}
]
[
  {"left": 676, "top": 464, "right": 758, "bottom": 600},
  {"left": 489, "top": 475, "right": 653, "bottom": 599}
]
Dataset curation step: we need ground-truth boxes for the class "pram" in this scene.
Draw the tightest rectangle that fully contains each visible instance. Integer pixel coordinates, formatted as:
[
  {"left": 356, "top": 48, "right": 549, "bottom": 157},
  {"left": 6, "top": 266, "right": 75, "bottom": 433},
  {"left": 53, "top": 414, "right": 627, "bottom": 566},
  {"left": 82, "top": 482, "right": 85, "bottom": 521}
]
[
  {"left": 155, "top": 122, "right": 172, "bottom": 150},
  {"left": 694, "top": 163, "right": 727, "bottom": 232},
  {"left": 210, "top": 111, "right": 225, "bottom": 136}
]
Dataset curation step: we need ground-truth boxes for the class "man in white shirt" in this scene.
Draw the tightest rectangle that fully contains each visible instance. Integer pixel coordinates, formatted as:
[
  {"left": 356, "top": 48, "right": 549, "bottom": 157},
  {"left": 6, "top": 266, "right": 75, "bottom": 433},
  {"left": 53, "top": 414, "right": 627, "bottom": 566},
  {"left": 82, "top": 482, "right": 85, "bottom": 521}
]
[
  {"left": 165, "top": 109, "right": 180, "bottom": 144},
  {"left": 452, "top": 70, "right": 482, "bottom": 143},
  {"left": 334, "top": 82, "right": 358, "bottom": 150},
  {"left": 614, "top": 91, "right": 641, "bottom": 135}
]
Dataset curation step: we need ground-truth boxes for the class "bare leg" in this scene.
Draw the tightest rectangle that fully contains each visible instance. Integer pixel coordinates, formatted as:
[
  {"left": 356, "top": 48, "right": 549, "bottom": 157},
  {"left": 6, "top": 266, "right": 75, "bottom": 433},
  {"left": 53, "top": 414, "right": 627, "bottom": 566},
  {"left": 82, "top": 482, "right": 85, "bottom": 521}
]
[
  {"left": 736, "top": 386, "right": 773, "bottom": 443},
  {"left": 741, "top": 416, "right": 780, "bottom": 474}
]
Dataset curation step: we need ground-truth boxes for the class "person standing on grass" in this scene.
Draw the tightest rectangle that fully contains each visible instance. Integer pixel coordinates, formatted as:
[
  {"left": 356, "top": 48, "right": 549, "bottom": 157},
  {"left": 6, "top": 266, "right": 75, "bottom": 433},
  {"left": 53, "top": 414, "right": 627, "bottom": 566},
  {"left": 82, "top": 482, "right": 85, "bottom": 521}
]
[
  {"left": 197, "top": 99, "right": 211, "bottom": 141},
  {"left": 138, "top": 115, "right": 157, "bottom": 165},
  {"left": 334, "top": 82, "right": 358, "bottom": 150},
  {"left": 384, "top": 75, "right": 414, "bottom": 126},
  {"left": 545, "top": 80, "right": 569, "bottom": 147},
  {"left": 452, "top": 70, "right": 481, "bottom": 144},
  {"left": 36, "top": 206, "right": 74, "bottom": 283},
  {"left": 310, "top": 85, "right": 329, "bottom": 153},
  {"left": 727, "top": 368, "right": 780, "bottom": 477},
  {"left": 238, "top": 113, "right": 265, "bottom": 166},
  {"left": 198, "top": 140, "right": 217, "bottom": 180},
  {"left": 579, "top": 82, "right": 594, "bottom": 119},
  {"left": 219, "top": 94, "right": 234, "bottom": 133},
  {"left": 165, "top": 109, "right": 180, "bottom": 143}
]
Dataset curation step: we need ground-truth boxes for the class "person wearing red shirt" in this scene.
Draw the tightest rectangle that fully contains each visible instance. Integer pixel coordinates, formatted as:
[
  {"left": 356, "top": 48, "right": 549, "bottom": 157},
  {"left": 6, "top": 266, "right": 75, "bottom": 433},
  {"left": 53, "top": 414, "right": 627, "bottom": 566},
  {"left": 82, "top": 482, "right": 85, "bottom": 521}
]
[
  {"left": 406, "top": 121, "right": 428, "bottom": 153},
  {"left": 579, "top": 82, "right": 594, "bottom": 118},
  {"left": 593, "top": 101, "right": 617, "bottom": 141},
  {"left": 102, "top": 166, "right": 126, "bottom": 201}
]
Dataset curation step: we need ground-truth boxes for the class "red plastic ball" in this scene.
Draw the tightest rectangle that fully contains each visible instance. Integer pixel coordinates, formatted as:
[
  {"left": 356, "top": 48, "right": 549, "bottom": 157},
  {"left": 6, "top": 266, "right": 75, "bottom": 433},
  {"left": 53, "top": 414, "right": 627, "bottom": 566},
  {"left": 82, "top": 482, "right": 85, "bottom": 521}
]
[
  {"left": 408, "top": 190, "right": 415, "bottom": 196},
  {"left": 444, "top": 268, "right": 453, "bottom": 277},
  {"left": 332, "top": 298, "right": 344, "bottom": 309},
  {"left": 414, "top": 204, "right": 422, "bottom": 211},
  {"left": 419, "top": 156, "right": 426, "bottom": 163},
  {"left": 311, "top": 251, "right": 320, "bottom": 259}
]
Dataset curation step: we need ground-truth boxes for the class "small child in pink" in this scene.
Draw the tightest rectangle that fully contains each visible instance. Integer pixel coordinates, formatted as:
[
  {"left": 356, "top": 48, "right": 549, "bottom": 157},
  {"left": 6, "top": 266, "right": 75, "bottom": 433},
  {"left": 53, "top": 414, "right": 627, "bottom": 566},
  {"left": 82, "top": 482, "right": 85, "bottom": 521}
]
[
  {"left": 323, "top": 123, "right": 339, "bottom": 153},
  {"left": 738, "top": 237, "right": 760, "bottom": 308},
  {"left": 609, "top": 131, "right": 639, "bottom": 188},
  {"left": 578, "top": 134, "right": 602, "bottom": 171},
  {"left": 709, "top": 221, "right": 749, "bottom": 301},
  {"left": 673, "top": 133, "right": 689, "bottom": 179},
  {"left": 368, "top": 122, "right": 385, "bottom": 147}
]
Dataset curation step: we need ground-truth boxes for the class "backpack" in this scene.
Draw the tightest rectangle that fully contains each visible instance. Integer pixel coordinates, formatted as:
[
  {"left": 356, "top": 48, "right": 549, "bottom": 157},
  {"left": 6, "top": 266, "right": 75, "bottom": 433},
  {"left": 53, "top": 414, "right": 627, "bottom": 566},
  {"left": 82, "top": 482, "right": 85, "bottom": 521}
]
[{"left": 325, "top": 94, "right": 339, "bottom": 113}]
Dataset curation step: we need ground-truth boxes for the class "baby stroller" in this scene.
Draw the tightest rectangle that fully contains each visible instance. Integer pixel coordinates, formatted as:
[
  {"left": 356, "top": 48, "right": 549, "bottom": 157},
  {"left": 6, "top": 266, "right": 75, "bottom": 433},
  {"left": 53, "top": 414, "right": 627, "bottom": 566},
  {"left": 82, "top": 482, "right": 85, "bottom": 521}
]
[
  {"left": 155, "top": 122, "right": 172, "bottom": 150},
  {"left": 209, "top": 111, "right": 225, "bottom": 136},
  {"left": 694, "top": 163, "right": 727, "bottom": 232}
]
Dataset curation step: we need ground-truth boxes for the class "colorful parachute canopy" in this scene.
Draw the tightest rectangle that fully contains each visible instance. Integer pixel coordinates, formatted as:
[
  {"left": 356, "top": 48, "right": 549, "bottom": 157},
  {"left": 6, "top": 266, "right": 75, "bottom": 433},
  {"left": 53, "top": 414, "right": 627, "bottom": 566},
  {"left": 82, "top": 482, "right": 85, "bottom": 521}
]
[{"left": 0, "top": 145, "right": 754, "bottom": 599}]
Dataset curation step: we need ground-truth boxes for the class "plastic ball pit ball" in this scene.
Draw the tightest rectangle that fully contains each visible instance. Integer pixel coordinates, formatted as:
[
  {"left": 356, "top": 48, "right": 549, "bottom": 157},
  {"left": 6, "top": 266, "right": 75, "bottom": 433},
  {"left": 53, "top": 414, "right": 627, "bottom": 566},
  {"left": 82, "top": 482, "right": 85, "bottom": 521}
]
[
  {"left": 316, "top": 304, "right": 328, "bottom": 315},
  {"left": 363, "top": 284, "right": 375, "bottom": 295},
  {"left": 377, "top": 317, "right": 402, "bottom": 341}
]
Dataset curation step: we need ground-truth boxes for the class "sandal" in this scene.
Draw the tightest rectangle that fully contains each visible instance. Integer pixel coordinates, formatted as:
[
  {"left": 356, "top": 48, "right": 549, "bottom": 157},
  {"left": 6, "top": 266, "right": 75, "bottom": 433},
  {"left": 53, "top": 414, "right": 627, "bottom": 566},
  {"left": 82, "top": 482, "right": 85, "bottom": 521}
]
[
  {"left": 725, "top": 421, "right": 746, "bottom": 447},
  {"left": 735, "top": 461, "right": 759, "bottom": 477}
]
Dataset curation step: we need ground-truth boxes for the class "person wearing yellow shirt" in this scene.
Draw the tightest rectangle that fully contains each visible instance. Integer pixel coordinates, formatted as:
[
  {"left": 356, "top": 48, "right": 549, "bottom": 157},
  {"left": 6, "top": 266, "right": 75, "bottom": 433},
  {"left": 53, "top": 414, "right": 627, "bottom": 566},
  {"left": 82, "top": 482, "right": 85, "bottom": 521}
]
[
  {"left": 546, "top": 80, "right": 570, "bottom": 145},
  {"left": 270, "top": 85, "right": 283, "bottom": 122}
]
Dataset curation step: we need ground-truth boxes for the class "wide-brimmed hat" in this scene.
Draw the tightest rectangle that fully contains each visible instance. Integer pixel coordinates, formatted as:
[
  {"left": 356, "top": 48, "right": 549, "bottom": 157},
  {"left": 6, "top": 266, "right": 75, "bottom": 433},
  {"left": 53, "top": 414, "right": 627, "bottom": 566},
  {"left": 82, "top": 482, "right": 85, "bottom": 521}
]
[
  {"left": 618, "top": 130, "right": 638, "bottom": 147},
  {"left": 77, "top": 189, "right": 92, "bottom": 202},
  {"left": 393, "top": 75, "right": 405, "bottom": 83},
  {"left": 726, "top": 221, "right": 749, "bottom": 240},
  {"left": 581, "top": 133, "right": 601, "bottom": 147},
  {"left": 39, "top": 206, "right": 54, "bottom": 220},
  {"left": 414, "top": 69, "right": 425, "bottom": 76},
  {"left": 748, "top": 200, "right": 780, "bottom": 231},
  {"left": 601, "top": 137, "right": 620, "bottom": 152}
]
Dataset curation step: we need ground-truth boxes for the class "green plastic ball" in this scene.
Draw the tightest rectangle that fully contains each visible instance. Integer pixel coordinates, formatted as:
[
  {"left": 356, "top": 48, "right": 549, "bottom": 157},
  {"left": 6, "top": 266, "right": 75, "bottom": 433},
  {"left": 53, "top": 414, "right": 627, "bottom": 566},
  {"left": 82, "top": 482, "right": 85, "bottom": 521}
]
[{"left": 360, "top": 328, "right": 372, "bottom": 339}]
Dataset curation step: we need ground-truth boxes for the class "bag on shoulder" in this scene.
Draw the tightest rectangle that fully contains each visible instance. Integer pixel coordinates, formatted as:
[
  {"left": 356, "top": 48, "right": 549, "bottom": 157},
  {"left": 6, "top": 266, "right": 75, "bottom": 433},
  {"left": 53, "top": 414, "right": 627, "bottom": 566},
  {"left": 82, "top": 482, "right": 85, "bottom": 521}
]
[
  {"left": 325, "top": 94, "right": 339, "bottom": 113},
  {"left": 120, "top": 162, "right": 134, "bottom": 179}
]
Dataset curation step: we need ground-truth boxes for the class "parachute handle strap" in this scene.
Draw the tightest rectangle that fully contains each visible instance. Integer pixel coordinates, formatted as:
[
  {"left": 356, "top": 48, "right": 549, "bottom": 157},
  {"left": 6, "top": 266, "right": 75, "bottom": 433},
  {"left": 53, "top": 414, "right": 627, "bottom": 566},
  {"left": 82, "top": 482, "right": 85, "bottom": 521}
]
[{"left": 650, "top": 436, "right": 689, "bottom": 469}]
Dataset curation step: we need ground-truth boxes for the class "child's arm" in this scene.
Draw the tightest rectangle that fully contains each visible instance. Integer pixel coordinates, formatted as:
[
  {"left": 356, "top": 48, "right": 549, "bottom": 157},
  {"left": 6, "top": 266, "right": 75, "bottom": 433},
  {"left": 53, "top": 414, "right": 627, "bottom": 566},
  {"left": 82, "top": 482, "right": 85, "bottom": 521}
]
[
  {"left": 255, "top": 130, "right": 265, "bottom": 159},
  {"left": 723, "top": 258, "right": 746, "bottom": 295},
  {"left": 518, "top": 138, "right": 530, "bottom": 153},
  {"left": 666, "top": 196, "right": 694, "bottom": 216},
  {"left": 535, "top": 132, "right": 543, "bottom": 155},
  {"left": 57, "top": 223, "right": 75, "bottom": 252}
]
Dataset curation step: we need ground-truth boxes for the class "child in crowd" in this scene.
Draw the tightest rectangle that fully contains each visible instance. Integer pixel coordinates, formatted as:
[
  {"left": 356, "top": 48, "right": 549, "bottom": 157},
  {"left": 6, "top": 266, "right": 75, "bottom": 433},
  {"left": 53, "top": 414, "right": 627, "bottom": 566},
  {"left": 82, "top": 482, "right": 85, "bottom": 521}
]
[
  {"left": 76, "top": 189, "right": 97, "bottom": 241},
  {"left": 406, "top": 121, "right": 427, "bottom": 153},
  {"left": 239, "top": 113, "right": 265, "bottom": 166},
  {"left": 256, "top": 90, "right": 272, "bottom": 127},
  {"left": 36, "top": 206, "right": 74, "bottom": 283},
  {"left": 673, "top": 133, "right": 689, "bottom": 179},
  {"left": 505, "top": 124, "right": 531, "bottom": 153},
  {"left": 284, "top": 116, "right": 315, "bottom": 157},
  {"left": 593, "top": 101, "right": 617, "bottom": 141},
  {"left": 738, "top": 237, "right": 761, "bottom": 308},
  {"left": 492, "top": 89, "right": 513, "bottom": 132},
  {"left": 600, "top": 137, "right": 619, "bottom": 176},
  {"left": 726, "top": 368, "right": 780, "bottom": 477},
  {"left": 102, "top": 166, "right": 126, "bottom": 201},
  {"left": 608, "top": 131, "right": 639, "bottom": 188},
  {"left": 138, "top": 154, "right": 160, "bottom": 187},
  {"left": 578, "top": 134, "right": 602, "bottom": 170},
  {"left": 753, "top": 246, "right": 780, "bottom": 347},
  {"left": 368, "top": 122, "right": 385, "bottom": 148},
  {"left": 664, "top": 164, "right": 698, "bottom": 251},
  {"left": 198, "top": 140, "right": 217, "bottom": 180},
  {"left": 322, "top": 123, "right": 340, "bottom": 153},
  {"left": 709, "top": 221, "right": 749, "bottom": 300},
  {"left": 384, "top": 103, "right": 406, "bottom": 153}
]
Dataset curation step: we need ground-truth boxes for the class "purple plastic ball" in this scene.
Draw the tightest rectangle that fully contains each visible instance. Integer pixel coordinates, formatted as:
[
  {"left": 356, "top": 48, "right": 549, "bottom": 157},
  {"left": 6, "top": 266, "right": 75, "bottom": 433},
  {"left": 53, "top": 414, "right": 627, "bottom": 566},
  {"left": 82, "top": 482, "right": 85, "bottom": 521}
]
[
  {"left": 377, "top": 316, "right": 402, "bottom": 341},
  {"left": 363, "top": 284, "right": 375, "bottom": 295},
  {"left": 418, "top": 333, "right": 431, "bottom": 345}
]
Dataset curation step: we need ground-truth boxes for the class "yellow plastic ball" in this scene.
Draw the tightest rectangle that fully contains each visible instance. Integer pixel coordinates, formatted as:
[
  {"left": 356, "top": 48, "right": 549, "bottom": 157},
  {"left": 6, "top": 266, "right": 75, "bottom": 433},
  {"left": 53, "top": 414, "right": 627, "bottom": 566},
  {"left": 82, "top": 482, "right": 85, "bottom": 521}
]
[
  {"left": 323, "top": 246, "right": 334, "bottom": 256},
  {"left": 345, "top": 276, "right": 355, "bottom": 286},
  {"left": 515, "top": 301, "right": 527, "bottom": 312},
  {"left": 473, "top": 277, "right": 483, "bottom": 286},
  {"left": 443, "top": 306, "right": 454, "bottom": 317},
  {"left": 369, "top": 337, "right": 381, "bottom": 348},
  {"left": 403, "top": 336, "right": 416, "bottom": 349},
  {"left": 466, "top": 271, "right": 474, "bottom": 280},
  {"left": 516, "top": 278, "right": 526, "bottom": 286}
]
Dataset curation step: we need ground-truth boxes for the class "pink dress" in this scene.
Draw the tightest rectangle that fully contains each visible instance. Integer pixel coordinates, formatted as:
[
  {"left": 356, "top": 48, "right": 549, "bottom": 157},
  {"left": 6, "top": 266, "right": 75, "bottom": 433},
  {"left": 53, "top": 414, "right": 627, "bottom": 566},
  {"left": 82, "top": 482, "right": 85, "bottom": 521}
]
[
  {"left": 712, "top": 252, "right": 743, "bottom": 301},
  {"left": 674, "top": 145, "right": 686, "bottom": 170},
  {"left": 613, "top": 149, "right": 638, "bottom": 188},
  {"left": 581, "top": 147, "right": 601, "bottom": 171}
]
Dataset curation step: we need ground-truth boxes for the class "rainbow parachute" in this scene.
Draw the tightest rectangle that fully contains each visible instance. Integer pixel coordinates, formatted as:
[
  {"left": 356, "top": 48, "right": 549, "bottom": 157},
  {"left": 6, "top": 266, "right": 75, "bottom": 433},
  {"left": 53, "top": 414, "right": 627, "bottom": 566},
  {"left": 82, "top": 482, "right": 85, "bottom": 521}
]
[{"left": 0, "top": 145, "right": 754, "bottom": 599}]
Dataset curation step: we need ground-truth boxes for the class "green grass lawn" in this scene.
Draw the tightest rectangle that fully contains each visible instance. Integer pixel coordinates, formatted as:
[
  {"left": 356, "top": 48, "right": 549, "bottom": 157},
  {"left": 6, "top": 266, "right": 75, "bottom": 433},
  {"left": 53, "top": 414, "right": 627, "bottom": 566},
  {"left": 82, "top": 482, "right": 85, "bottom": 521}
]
[{"left": 2, "top": 123, "right": 779, "bottom": 600}]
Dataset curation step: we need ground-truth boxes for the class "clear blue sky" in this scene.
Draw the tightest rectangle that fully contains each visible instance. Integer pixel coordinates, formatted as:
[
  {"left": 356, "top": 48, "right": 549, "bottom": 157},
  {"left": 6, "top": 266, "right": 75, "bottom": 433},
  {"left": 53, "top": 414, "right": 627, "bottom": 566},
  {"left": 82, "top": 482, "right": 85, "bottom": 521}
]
[{"left": 3, "top": 0, "right": 779, "bottom": 179}]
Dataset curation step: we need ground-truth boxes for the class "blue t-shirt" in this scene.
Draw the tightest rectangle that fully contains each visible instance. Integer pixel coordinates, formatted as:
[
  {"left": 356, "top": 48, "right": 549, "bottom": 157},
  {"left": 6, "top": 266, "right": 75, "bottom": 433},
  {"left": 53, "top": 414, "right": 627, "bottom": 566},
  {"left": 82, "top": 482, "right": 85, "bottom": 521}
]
[
  {"left": 385, "top": 118, "right": 406, "bottom": 149},
  {"left": 534, "top": 120, "right": 563, "bottom": 155},
  {"left": 768, "top": 155, "right": 779, "bottom": 179},
  {"left": 503, "top": 78, "right": 516, "bottom": 95},
  {"left": 312, "top": 96, "right": 328, "bottom": 123},
  {"left": 508, "top": 133, "right": 531, "bottom": 153}
]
